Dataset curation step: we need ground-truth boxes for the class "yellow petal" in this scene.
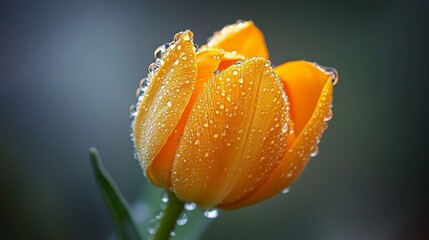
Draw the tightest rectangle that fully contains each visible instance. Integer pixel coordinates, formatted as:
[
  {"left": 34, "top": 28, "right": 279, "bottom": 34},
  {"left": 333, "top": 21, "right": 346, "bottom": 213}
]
[
  {"left": 146, "top": 47, "right": 222, "bottom": 188},
  {"left": 133, "top": 31, "right": 197, "bottom": 176},
  {"left": 207, "top": 21, "right": 269, "bottom": 59},
  {"left": 172, "top": 57, "right": 290, "bottom": 208},
  {"left": 220, "top": 63, "right": 334, "bottom": 210}
]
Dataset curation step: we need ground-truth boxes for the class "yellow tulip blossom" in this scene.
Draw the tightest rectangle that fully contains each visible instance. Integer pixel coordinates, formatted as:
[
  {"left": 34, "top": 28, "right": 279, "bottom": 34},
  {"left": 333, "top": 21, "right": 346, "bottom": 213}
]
[{"left": 131, "top": 21, "right": 338, "bottom": 210}]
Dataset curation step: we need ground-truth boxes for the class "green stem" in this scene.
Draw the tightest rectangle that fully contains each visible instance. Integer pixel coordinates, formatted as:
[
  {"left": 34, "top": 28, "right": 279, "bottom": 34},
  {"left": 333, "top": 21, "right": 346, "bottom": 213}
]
[{"left": 153, "top": 192, "right": 185, "bottom": 240}]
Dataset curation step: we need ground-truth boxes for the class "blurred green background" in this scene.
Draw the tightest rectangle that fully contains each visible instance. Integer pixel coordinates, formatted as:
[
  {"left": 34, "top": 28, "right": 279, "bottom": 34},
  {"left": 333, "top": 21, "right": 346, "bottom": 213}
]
[{"left": 1, "top": 0, "right": 428, "bottom": 239}]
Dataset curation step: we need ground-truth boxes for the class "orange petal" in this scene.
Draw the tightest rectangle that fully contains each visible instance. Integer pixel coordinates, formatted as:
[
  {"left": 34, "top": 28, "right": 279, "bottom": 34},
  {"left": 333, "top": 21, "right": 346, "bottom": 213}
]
[
  {"left": 197, "top": 46, "right": 245, "bottom": 71},
  {"left": 207, "top": 20, "right": 269, "bottom": 59},
  {"left": 146, "top": 46, "right": 222, "bottom": 188},
  {"left": 172, "top": 57, "right": 290, "bottom": 208},
  {"left": 220, "top": 64, "right": 334, "bottom": 210},
  {"left": 276, "top": 61, "right": 334, "bottom": 135},
  {"left": 133, "top": 31, "right": 197, "bottom": 177},
  {"left": 218, "top": 50, "right": 246, "bottom": 70}
]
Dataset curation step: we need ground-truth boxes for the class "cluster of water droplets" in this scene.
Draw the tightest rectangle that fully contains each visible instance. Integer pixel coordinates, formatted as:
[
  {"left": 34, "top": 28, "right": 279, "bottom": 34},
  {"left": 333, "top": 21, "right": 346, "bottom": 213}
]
[
  {"left": 145, "top": 191, "right": 219, "bottom": 238},
  {"left": 129, "top": 42, "right": 170, "bottom": 125},
  {"left": 129, "top": 32, "right": 193, "bottom": 164}
]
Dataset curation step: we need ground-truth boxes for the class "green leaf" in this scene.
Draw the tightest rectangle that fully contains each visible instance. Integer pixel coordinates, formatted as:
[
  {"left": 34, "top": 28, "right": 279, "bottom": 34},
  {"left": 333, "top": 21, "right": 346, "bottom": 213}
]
[{"left": 89, "top": 147, "right": 143, "bottom": 240}]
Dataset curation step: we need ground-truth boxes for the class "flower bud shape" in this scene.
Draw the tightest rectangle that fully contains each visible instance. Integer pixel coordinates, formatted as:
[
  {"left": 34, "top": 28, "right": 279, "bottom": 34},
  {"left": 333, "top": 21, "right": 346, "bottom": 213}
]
[{"left": 131, "top": 21, "right": 338, "bottom": 210}]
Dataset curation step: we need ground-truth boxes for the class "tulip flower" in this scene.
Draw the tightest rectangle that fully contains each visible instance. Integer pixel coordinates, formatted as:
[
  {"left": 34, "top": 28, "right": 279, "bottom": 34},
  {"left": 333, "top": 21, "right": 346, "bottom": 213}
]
[{"left": 131, "top": 21, "right": 338, "bottom": 213}]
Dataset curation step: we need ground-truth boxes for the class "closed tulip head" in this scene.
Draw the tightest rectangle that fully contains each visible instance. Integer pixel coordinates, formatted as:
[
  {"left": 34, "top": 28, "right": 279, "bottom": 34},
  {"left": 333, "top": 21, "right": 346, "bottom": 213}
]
[{"left": 131, "top": 20, "right": 338, "bottom": 210}]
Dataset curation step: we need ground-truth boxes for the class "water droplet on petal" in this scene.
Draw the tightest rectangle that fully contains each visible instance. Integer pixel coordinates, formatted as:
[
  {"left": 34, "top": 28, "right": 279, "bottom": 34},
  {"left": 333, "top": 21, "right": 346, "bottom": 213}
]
[
  {"left": 154, "top": 45, "right": 166, "bottom": 59},
  {"left": 166, "top": 100, "right": 172, "bottom": 107},
  {"left": 129, "top": 104, "right": 136, "bottom": 113},
  {"left": 313, "top": 63, "right": 339, "bottom": 85},
  {"left": 310, "top": 145, "right": 319, "bottom": 157},
  {"left": 204, "top": 209, "right": 219, "bottom": 219},
  {"left": 182, "top": 34, "right": 190, "bottom": 41},
  {"left": 327, "top": 68, "right": 339, "bottom": 85},
  {"left": 148, "top": 62, "right": 157, "bottom": 73},
  {"left": 139, "top": 77, "right": 149, "bottom": 87},
  {"left": 325, "top": 108, "right": 333, "bottom": 121},
  {"left": 281, "top": 123, "right": 289, "bottom": 134},
  {"left": 281, "top": 187, "right": 290, "bottom": 194}
]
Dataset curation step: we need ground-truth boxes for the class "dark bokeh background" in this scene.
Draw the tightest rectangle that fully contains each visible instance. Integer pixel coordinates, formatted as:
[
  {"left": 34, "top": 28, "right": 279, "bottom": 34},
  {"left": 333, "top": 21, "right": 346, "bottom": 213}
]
[{"left": 1, "top": 0, "right": 429, "bottom": 239}]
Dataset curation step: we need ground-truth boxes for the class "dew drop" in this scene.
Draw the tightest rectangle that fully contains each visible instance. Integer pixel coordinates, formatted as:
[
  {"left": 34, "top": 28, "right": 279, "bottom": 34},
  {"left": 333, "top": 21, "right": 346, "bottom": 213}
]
[
  {"left": 327, "top": 68, "right": 339, "bottom": 85},
  {"left": 204, "top": 209, "right": 219, "bottom": 219},
  {"left": 238, "top": 78, "right": 244, "bottom": 84},
  {"left": 203, "top": 122, "right": 209, "bottom": 128},
  {"left": 155, "top": 210, "right": 164, "bottom": 220},
  {"left": 183, "top": 34, "right": 190, "bottom": 41},
  {"left": 310, "top": 145, "right": 319, "bottom": 157},
  {"left": 163, "top": 43, "right": 170, "bottom": 49},
  {"left": 147, "top": 218, "right": 159, "bottom": 235},
  {"left": 135, "top": 87, "right": 143, "bottom": 97},
  {"left": 161, "top": 191, "right": 169, "bottom": 203},
  {"left": 325, "top": 109, "right": 333, "bottom": 121},
  {"left": 281, "top": 187, "right": 290, "bottom": 194},
  {"left": 194, "top": 139, "right": 201, "bottom": 145},
  {"left": 139, "top": 77, "right": 149, "bottom": 88},
  {"left": 133, "top": 152, "right": 139, "bottom": 160},
  {"left": 154, "top": 45, "right": 166, "bottom": 59},
  {"left": 148, "top": 62, "right": 157, "bottom": 73},
  {"left": 166, "top": 100, "right": 172, "bottom": 107},
  {"left": 314, "top": 63, "right": 339, "bottom": 85},
  {"left": 129, "top": 104, "right": 136, "bottom": 113},
  {"left": 184, "top": 202, "right": 197, "bottom": 211},
  {"left": 281, "top": 123, "right": 289, "bottom": 134},
  {"left": 170, "top": 231, "right": 176, "bottom": 237},
  {"left": 176, "top": 213, "right": 188, "bottom": 226},
  {"left": 233, "top": 70, "right": 238, "bottom": 76}
]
